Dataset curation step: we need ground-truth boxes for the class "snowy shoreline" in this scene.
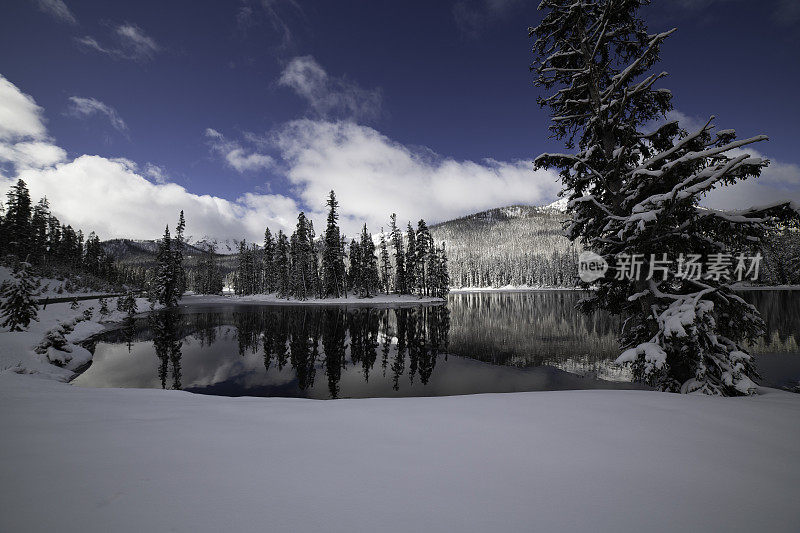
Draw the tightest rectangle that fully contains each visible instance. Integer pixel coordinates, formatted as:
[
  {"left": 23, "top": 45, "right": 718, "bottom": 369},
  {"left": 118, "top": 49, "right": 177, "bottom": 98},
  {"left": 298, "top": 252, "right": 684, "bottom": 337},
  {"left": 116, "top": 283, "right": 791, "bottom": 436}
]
[
  {"left": 449, "top": 285, "right": 584, "bottom": 293},
  {"left": 184, "top": 293, "right": 446, "bottom": 307},
  {"left": 450, "top": 284, "right": 800, "bottom": 293}
]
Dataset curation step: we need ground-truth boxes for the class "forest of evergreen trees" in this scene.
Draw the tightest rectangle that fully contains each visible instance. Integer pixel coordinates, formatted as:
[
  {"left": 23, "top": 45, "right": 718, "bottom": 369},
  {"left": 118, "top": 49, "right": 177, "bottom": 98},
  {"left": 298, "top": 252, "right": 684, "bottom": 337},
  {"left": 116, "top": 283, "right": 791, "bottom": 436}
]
[
  {"left": 220, "top": 191, "right": 450, "bottom": 300},
  {"left": 0, "top": 179, "right": 139, "bottom": 289}
]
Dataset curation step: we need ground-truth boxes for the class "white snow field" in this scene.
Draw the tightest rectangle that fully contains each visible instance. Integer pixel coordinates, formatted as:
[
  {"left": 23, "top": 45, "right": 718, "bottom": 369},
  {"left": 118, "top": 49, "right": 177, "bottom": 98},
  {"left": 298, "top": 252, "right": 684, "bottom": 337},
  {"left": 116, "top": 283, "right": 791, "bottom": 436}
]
[{"left": 1, "top": 298, "right": 799, "bottom": 532}]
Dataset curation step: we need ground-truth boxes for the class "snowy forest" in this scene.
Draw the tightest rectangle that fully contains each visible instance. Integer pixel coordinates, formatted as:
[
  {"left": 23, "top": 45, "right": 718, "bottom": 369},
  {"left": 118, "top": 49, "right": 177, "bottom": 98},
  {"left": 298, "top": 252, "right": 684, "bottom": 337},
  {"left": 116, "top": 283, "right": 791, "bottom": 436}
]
[{"left": 142, "top": 191, "right": 451, "bottom": 306}]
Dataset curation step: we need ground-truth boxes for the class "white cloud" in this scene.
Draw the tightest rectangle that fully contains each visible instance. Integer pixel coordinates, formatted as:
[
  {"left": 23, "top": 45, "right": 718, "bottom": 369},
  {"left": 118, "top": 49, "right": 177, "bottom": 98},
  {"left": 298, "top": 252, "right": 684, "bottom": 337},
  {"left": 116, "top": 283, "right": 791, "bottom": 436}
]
[
  {"left": 279, "top": 56, "right": 382, "bottom": 122},
  {"left": 115, "top": 23, "right": 159, "bottom": 60},
  {"left": 2, "top": 155, "right": 300, "bottom": 241},
  {"left": 0, "top": 75, "right": 67, "bottom": 173},
  {"left": 143, "top": 163, "right": 170, "bottom": 185},
  {"left": 273, "top": 119, "right": 561, "bottom": 235},
  {"left": 703, "top": 147, "right": 800, "bottom": 210},
  {"left": 67, "top": 96, "right": 128, "bottom": 133},
  {"left": 205, "top": 128, "right": 274, "bottom": 173},
  {"left": 0, "top": 141, "right": 67, "bottom": 171},
  {"left": 0, "top": 76, "right": 49, "bottom": 142},
  {"left": 35, "top": 0, "right": 77, "bottom": 25},
  {"left": 77, "top": 23, "right": 160, "bottom": 62}
]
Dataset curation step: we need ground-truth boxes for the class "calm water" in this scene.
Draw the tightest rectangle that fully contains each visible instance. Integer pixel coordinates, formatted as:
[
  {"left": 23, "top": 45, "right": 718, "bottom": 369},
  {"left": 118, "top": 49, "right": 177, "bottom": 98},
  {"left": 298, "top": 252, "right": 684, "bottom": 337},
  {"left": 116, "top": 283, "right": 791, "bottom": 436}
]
[{"left": 72, "top": 291, "right": 800, "bottom": 398}]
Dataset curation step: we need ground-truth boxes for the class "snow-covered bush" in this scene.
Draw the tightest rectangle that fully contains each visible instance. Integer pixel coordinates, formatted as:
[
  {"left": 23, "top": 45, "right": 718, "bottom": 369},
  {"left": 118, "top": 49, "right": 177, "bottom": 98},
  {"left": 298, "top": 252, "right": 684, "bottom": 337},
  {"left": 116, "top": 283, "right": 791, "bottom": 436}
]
[{"left": 0, "top": 261, "right": 40, "bottom": 332}]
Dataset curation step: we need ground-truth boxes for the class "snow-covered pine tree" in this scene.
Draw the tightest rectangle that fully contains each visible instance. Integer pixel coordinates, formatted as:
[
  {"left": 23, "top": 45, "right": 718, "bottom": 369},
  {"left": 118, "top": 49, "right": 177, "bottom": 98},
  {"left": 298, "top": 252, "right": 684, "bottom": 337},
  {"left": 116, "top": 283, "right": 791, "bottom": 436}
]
[
  {"left": 30, "top": 198, "right": 50, "bottom": 267},
  {"left": 275, "top": 230, "right": 290, "bottom": 299},
  {"left": 389, "top": 214, "right": 406, "bottom": 294},
  {"left": 263, "top": 228, "right": 276, "bottom": 293},
  {"left": 173, "top": 211, "right": 187, "bottom": 297},
  {"left": 122, "top": 290, "right": 138, "bottom": 317},
  {"left": 379, "top": 229, "right": 392, "bottom": 294},
  {"left": 196, "top": 241, "right": 223, "bottom": 294},
  {"left": 98, "top": 297, "right": 110, "bottom": 320},
  {"left": 531, "top": 0, "right": 798, "bottom": 395},
  {"left": 0, "top": 261, "right": 39, "bottom": 331},
  {"left": 290, "top": 213, "right": 314, "bottom": 299},
  {"left": 360, "top": 224, "right": 379, "bottom": 297},
  {"left": 154, "top": 225, "right": 179, "bottom": 307},
  {"left": 348, "top": 239, "right": 362, "bottom": 296},
  {"left": 415, "top": 220, "right": 432, "bottom": 296},
  {"left": 405, "top": 223, "right": 417, "bottom": 294},
  {"left": 308, "top": 220, "right": 322, "bottom": 297},
  {"left": 3, "top": 179, "right": 33, "bottom": 260},
  {"left": 322, "top": 191, "right": 346, "bottom": 298}
]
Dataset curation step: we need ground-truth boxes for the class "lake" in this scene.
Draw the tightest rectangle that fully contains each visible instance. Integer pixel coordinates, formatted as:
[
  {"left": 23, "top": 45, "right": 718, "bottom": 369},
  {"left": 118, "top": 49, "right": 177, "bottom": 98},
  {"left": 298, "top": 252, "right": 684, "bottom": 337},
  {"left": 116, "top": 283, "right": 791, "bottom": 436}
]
[{"left": 72, "top": 290, "right": 800, "bottom": 398}]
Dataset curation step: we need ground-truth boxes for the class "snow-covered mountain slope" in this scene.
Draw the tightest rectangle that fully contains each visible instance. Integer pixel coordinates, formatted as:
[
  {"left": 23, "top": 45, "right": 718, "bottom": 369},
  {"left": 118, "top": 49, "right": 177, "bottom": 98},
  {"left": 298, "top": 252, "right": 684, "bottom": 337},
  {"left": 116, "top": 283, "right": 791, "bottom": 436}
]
[
  {"left": 191, "top": 237, "right": 245, "bottom": 255},
  {"left": 430, "top": 203, "right": 579, "bottom": 287}
]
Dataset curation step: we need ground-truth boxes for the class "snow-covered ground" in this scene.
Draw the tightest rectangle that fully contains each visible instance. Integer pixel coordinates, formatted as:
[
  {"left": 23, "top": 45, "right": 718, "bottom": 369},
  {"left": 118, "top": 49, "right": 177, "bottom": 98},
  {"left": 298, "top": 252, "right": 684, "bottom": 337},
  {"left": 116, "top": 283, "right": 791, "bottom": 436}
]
[
  {"left": 1, "top": 293, "right": 799, "bottom": 532},
  {"left": 0, "top": 266, "right": 125, "bottom": 300},
  {"left": 183, "top": 293, "right": 445, "bottom": 307},
  {"left": 450, "top": 285, "right": 582, "bottom": 292},
  {"left": 0, "top": 373, "right": 798, "bottom": 532},
  {"left": 0, "top": 296, "right": 152, "bottom": 379}
]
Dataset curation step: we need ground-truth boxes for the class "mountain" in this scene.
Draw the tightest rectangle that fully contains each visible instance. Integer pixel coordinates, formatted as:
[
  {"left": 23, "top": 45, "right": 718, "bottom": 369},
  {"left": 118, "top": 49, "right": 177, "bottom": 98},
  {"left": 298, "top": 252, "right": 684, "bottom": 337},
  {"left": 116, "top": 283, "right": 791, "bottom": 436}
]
[
  {"left": 191, "top": 237, "right": 245, "bottom": 255},
  {"left": 101, "top": 239, "right": 207, "bottom": 266},
  {"left": 429, "top": 203, "right": 579, "bottom": 288}
]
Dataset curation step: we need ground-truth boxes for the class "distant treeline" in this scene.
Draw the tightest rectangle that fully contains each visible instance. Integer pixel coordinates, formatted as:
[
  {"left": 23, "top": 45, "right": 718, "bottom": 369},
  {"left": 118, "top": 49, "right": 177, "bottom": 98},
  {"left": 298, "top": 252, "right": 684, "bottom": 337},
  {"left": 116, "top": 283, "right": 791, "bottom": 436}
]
[{"left": 0, "top": 179, "right": 138, "bottom": 290}]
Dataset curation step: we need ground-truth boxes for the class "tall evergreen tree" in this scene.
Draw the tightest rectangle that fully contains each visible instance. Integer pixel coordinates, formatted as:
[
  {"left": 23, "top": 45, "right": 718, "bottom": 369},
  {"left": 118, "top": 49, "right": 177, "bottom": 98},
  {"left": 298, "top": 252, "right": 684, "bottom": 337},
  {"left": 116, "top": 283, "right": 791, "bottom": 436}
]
[
  {"left": 347, "top": 239, "right": 362, "bottom": 295},
  {"left": 275, "top": 230, "right": 290, "bottom": 298},
  {"left": 405, "top": 222, "right": 417, "bottom": 294},
  {"left": 359, "top": 224, "right": 380, "bottom": 297},
  {"left": 195, "top": 242, "right": 223, "bottom": 294},
  {"left": 263, "top": 228, "right": 275, "bottom": 293},
  {"left": 379, "top": 229, "right": 392, "bottom": 294},
  {"left": 415, "top": 219, "right": 432, "bottom": 296},
  {"left": 154, "top": 225, "right": 179, "bottom": 307},
  {"left": 3, "top": 179, "right": 33, "bottom": 259},
  {"left": 389, "top": 214, "right": 406, "bottom": 294},
  {"left": 30, "top": 198, "right": 50, "bottom": 266},
  {"left": 322, "top": 191, "right": 346, "bottom": 297},
  {"left": 173, "top": 211, "right": 187, "bottom": 296},
  {"left": 531, "top": 0, "right": 798, "bottom": 394}
]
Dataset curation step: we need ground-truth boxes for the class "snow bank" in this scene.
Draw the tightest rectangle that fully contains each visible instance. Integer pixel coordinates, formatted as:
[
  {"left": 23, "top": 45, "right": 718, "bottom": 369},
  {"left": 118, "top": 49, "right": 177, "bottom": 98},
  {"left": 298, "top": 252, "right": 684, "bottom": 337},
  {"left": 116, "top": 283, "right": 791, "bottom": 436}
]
[
  {"left": 182, "top": 293, "right": 445, "bottom": 307},
  {"left": 450, "top": 285, "right": 583, "bottom": 293},
  {"left": 0, "top": 296, "right": 151, "bottom": 379},
  {"left": 0, "top": 374, "right": 798, "bottom": 532}
]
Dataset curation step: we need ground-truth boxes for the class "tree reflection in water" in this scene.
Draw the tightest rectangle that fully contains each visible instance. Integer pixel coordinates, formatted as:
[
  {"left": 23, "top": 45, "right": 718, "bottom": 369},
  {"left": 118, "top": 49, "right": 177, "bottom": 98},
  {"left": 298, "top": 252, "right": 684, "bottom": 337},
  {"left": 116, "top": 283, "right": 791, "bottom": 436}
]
[
  {"left": 138, "top": 305, "right": 450, "bottom": 398},
  {"left": 75, "top": 291, "right": 799, "bottom": 396}
]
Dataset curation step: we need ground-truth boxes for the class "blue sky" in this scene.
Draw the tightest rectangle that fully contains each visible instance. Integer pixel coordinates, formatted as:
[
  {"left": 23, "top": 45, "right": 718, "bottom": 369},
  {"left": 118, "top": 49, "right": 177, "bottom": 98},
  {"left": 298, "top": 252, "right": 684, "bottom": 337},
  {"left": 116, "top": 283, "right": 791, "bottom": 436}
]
[{"left": 1, "top": 0, "right": 798, "bottom": 241}]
